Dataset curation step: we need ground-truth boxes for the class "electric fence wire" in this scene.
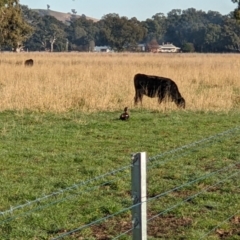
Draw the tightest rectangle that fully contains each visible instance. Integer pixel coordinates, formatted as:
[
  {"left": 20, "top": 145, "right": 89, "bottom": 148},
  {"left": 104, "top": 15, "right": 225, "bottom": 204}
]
[
  {"left": 2, "top": 126, "right": 238, "bottom": 217},
  {"left": 112, "top": 164, "right": 240, "bottom": 239},
  {"left": 0, "top": 164, "right": 131, "bottom": 217},
  {"left": 52, "top": 163, "right": 239, "bottom": 239},
  {"left": 1, "top": 126, "right": 239, "bottom": 238},
  {"left": 51, "top": 203, "right": 135, "bottom": 240},
  {"left": 147, "top": 162, "right": 240, "bottom": 204},
  {"left": 112, "top": 227, "right": 134, "bottom": 240},
  {"left": 0, "top": 180, "right": 112, "bottom": 224},
  {"left": 148, "top": 126, "right": 240, "bottom": 166},
  {"left": 147, "top": 172, "right": 240, "bottom": 223},
  {"left": 199, "top": 210, "right": 240, "bottom": 239},
  {"left": 0, "top": 169, "right": 131, "bottom": 225}
]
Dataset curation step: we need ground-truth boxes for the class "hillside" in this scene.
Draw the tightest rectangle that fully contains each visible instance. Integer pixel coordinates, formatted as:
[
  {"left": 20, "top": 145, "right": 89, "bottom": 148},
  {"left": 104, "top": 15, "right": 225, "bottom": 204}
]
[{"left": 32, "top": 9, "right": 99, "bottom": 24}]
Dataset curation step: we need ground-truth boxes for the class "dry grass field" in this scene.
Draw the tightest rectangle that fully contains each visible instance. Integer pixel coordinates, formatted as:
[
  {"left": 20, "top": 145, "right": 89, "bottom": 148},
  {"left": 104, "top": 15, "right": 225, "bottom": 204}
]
[{"left": 0, "top": 52, "right": 239, "bottom": 112}]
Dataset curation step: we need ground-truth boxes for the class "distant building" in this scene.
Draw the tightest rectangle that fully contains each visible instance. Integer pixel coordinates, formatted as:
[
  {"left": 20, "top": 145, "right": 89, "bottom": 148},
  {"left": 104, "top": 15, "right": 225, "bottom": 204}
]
[
  {"left": 140, "top": 42, "right": 180, "bottom": 53},
  {"left": 137, "top": 44, "right": 146, "bottom": 52},
  {"left": 159, "top": 43, "right": 181, "bottom": 53},
  {"left": 94, "top": 46, "right": 113, "bottom": 52}
]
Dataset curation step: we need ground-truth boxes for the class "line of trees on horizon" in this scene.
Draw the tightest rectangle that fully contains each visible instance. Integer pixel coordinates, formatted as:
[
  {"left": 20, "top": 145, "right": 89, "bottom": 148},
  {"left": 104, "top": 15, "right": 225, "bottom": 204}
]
[{"left": 1, "top": 0, "right": 240, "bottom": 53}]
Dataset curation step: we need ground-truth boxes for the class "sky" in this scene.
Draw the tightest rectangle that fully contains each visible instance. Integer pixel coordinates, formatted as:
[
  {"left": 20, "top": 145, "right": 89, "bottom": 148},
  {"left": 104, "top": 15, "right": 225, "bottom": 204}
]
[{"left": 19, "top": 0, "right": 235, "bottom": 21}]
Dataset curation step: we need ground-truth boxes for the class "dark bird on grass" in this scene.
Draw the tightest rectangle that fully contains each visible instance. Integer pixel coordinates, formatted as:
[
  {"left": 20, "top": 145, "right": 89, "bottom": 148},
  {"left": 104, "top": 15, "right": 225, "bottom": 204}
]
[{"left": 120, "top": 107, "right": 129, "bottom": 120}]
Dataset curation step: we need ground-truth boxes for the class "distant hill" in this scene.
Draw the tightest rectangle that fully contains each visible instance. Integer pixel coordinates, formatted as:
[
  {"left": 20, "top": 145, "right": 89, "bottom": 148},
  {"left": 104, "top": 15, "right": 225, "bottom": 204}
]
[{"left": 32, "top": 9, "right": 99, "bottom": 24}]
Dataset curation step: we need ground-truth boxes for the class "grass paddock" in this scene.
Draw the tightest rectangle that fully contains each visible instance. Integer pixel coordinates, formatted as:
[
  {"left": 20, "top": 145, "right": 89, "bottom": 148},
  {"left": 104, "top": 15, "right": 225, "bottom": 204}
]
[
  {"left": 0, "top": 52, "right": 240, "bottom": 112},
  {"left": 0, "top": 53, "right": 239, "bottom": 239}
]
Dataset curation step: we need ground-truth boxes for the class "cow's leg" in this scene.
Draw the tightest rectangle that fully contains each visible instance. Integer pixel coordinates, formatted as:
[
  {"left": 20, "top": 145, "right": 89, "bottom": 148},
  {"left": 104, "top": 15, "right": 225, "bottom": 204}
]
[
  {"left": 157, "top": 97, "right": 163, "bottom": 104},
  {"left": 134, "top": 90, "right": 143, "bottom": 105},
  {"left": 157, "top": 92, "right": 165, "bottom": 104}
]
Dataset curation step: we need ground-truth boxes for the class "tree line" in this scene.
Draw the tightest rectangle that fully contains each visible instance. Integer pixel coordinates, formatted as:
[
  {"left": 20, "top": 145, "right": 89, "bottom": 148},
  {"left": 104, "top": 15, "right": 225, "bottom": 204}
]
[{"left": 1, "top": 0, "right": 240, "bottom": 52}]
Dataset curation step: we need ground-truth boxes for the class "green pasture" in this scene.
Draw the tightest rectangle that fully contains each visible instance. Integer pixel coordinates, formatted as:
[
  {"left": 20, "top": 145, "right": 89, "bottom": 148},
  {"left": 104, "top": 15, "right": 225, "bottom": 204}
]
[{"left": 0, "top": 110, "right": 239, "bottom": 239}]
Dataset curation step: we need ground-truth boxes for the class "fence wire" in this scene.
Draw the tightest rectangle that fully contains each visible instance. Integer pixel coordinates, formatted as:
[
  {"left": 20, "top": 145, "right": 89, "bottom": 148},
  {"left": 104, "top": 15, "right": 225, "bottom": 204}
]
[
  {"left": 148, "top": 126, "right": 240, "bottom": 165},
  {"left": 0, "top": 179, "right": 119, "bottom": 225},
  {"left": 1, "top": 126, "right": 239, "bottom": 239},
  {"left": 53, "top": 162, "right": 239, "bottom": 239},
  {"left": 147, "top": 162, "right": 240, "bottom": 203},
  {"left": 1, "top": 126, "right": 238, "bottom": 218},
  {"left": 147, "top": 172, "right": 240, "bottom": 223},
  {"left": 112, "top": 164, "right": 240, "bottom": 240},
  {"left": 199, "top": 209, "right": 240, "bottom": 239},
  {"left": 52, "top": 203, "right": 134, "bottom": 240},
  {"left": 0, "top": 164, "right": 131, "bottom": 218}
]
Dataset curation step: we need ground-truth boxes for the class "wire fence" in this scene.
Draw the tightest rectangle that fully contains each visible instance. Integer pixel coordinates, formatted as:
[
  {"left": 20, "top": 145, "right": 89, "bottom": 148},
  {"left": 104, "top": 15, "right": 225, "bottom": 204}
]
[{"left": 0, "top": 126, "right": 239, "bottom": 239}]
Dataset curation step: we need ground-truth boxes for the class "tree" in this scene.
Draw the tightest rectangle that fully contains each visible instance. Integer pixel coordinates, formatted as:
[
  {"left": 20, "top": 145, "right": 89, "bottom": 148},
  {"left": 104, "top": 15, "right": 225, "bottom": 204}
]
[
  {"left": 146, "top": 39, "right": 159, "bottom": 52},
  {"left": 202, "top": 23, "right": 221, "bottom": 52},
  {"left": 71, "top": 9, "right": 77, "bottom": 14},
  {"left": 20, "top": 5, "right": 42, "bottom": 51},
  {"left": 97, "top": 14, "right": 146, "bottom": 51},
  {"left": 142, "top": 13, "right": 166, "bottom": 44},
  {"left": 43, "top": 16, "right": 66, "bottom": 52},
  {"left": 219, "top": 17, "right": 240, "bottom": 52},
  {"left": 232, "top": 0, "right": 240, "bottom": 19},
  {"left": 25, "top": 15, "right": 66, "bottom": 51},
  {"left": 182, "top": 42, "right": 195, "bottom": 52},
  {"left": 47, "top": 4, "right": 50, "bottom": 10},
  {"left": 67, "top": 16, "right": 98, "bottom": 51},
  {"left": 0, "top": 0, "right": 33, "bottom": 51}
]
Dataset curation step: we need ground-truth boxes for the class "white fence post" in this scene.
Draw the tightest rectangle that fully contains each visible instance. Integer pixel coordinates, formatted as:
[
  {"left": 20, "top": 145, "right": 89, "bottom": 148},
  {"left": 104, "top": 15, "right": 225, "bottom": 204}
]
[{"left": 131, "top": 152, "right": 147, "bottom": 240}]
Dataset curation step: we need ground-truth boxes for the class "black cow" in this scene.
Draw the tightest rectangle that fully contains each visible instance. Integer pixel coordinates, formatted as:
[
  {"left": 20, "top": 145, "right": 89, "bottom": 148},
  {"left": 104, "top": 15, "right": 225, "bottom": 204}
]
[
  {"left": 134, "top": 73, "right": 185, "bottom": 108},
  {"left": 24, "top": 59, "right": 34, "bottom": 66}
]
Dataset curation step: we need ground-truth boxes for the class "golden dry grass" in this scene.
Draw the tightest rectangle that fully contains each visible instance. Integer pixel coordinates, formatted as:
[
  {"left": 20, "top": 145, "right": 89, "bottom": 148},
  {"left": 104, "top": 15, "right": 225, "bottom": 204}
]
[{"left": 0, "top": 52, "right": 240, "bottom": 112}]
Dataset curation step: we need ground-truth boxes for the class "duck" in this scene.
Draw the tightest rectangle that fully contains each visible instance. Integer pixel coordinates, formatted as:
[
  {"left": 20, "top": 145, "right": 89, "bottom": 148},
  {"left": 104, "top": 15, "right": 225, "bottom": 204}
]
[{"left": 120, "top": 107, "right": 129, "bottom": 120}]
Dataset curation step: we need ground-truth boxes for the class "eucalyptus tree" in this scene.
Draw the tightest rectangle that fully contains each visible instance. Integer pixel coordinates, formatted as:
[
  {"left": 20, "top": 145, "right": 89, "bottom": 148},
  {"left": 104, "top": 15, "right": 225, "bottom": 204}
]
[
  {"left": 202, "top": 23, "right": 222, "bottom": 52},
  {"left": 0, "top": 0, "right": 33, "bottom": 51},
  {"left": 67, "top": 16, "right": 98, "bottom": 51},
  {"left": 20, "top": 5, "right": 42, "bottom": 51},
  {"left": 164, "top": 8, "right": 208, "bottom": 49},
  {"left": 164, "top": 9, "right": 184, "bottom": 46},
  {"left": 97, "top": 13, "right": 146, "bottom": 51},
  {"left": 232, "top": 0, "right": 240, "bottom": 19},
  {"left": 142, "top": 13, "right": 166, "bottom": 44},
  {"left": 26, "top": 15, "right": 67, "bottom": 51},
  {"left": 220, "top": 16, "right": 240, "bottom": 52}
]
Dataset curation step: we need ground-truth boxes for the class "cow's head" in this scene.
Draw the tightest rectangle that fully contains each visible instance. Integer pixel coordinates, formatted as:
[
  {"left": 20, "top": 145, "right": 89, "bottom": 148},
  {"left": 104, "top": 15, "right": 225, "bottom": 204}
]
[{"left": 177, "top": 97, "right": 186, "bottom": 109}]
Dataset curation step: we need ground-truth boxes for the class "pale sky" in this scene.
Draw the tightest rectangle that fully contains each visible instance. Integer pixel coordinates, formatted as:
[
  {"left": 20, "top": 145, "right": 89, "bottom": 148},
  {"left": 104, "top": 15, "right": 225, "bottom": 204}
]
[{"left": 19, "top": 0, "right": 234, "bottom": 21}]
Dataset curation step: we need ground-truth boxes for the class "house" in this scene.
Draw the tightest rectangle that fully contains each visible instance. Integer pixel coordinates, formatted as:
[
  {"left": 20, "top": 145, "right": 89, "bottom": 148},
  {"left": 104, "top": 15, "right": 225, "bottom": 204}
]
[
  {"left": 159, "top": 43, "right": 181, "bottom": 53},
  {"left": 143, "top": 41, "right": 181, "bottom": 53},
  {"left": 137, "top": 44, "right": 146, "bottom": 52},
  {"left": 94, "top": 46, "right": 113, "bottom": 52}
]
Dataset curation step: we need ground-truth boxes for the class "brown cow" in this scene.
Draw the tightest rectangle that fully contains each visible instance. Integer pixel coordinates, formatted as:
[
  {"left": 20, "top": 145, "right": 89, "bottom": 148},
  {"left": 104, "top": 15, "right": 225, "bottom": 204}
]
[
  {"left": 24, "top": 59, "right": 34, "bottom": 66},
  {"left": 134, "top": 73, "right": 185, "bottom": 108}
]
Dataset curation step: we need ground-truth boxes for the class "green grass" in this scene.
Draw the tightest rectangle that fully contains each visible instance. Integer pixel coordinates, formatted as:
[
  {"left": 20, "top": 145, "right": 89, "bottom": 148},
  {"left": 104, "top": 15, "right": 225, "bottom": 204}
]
[{"left": 0, "top": 109, "right": 239, "bottom": 239}]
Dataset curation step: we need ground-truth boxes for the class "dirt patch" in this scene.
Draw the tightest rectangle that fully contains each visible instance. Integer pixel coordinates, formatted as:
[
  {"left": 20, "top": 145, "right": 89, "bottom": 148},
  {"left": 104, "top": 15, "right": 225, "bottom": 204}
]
[
  {"left": 215, "top": 216, "right": 240, "bottom": 239},
  {"left": 147, "top": 213, "right": 193, "bottom": 238},
  {"left": 88, "top": 212, "right": 193, "bottom": 239}
]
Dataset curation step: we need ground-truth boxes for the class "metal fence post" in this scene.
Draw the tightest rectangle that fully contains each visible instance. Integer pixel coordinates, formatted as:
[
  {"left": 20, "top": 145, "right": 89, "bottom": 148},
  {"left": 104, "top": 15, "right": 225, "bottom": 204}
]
[{"left": 131, "top": 152, "right": 147, "bottom": 240}]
